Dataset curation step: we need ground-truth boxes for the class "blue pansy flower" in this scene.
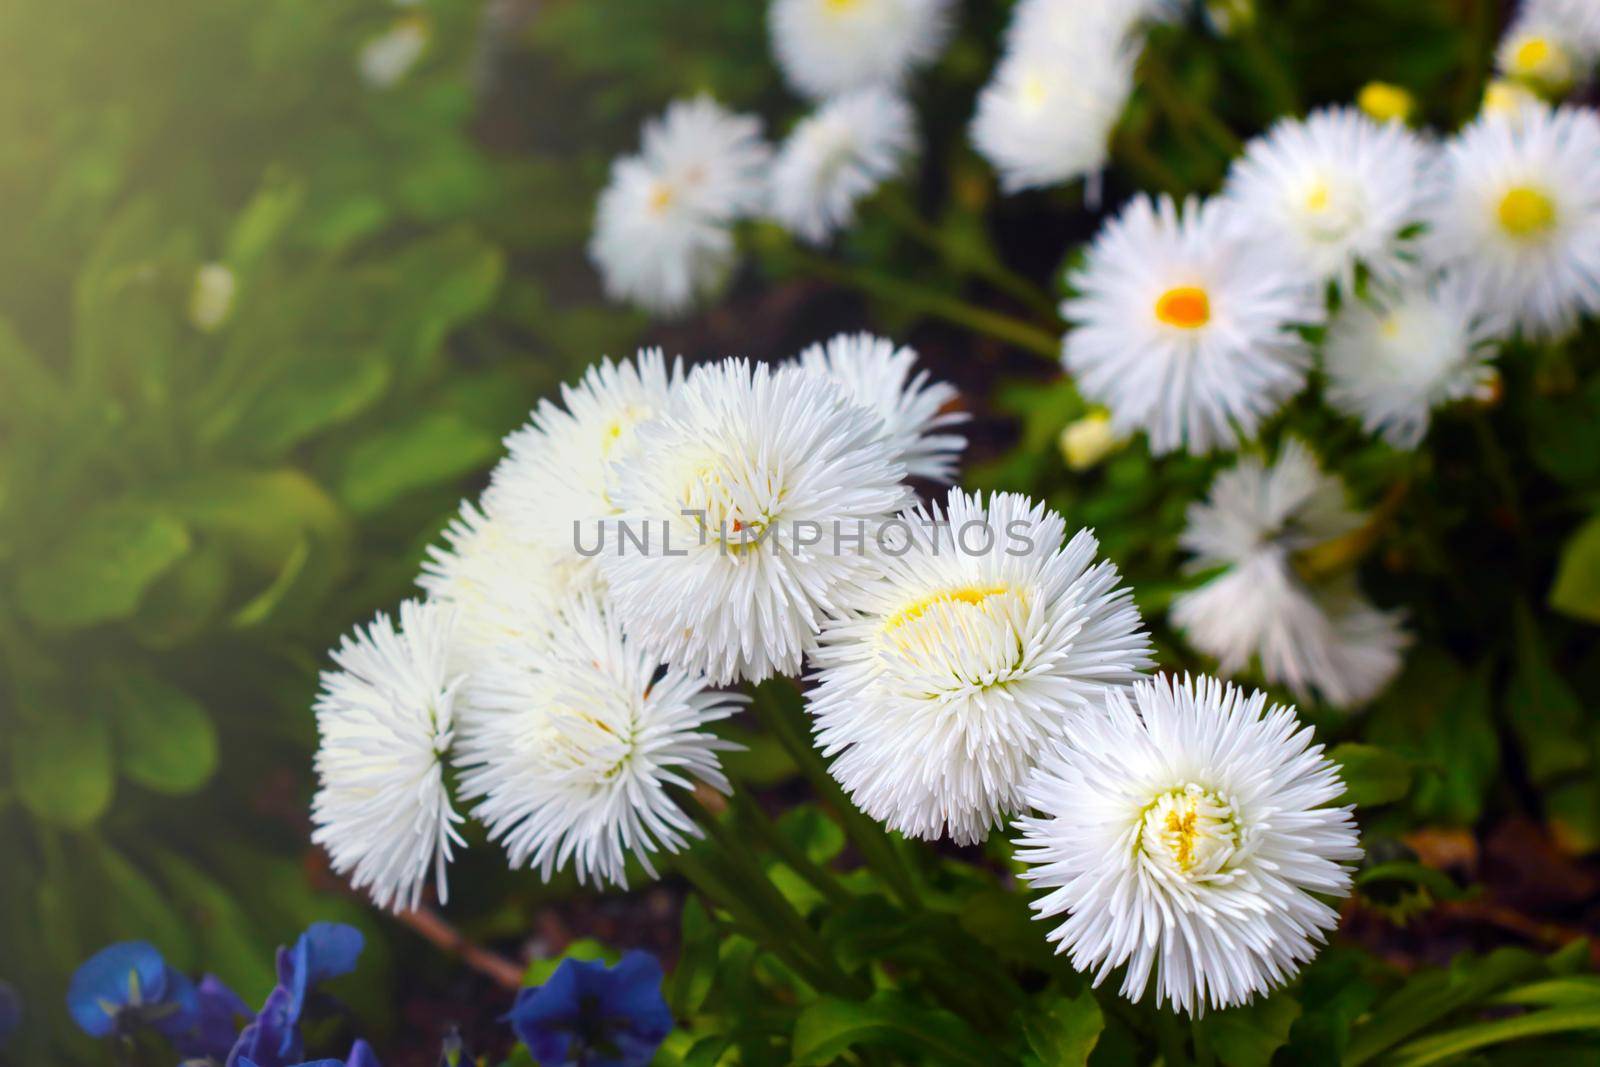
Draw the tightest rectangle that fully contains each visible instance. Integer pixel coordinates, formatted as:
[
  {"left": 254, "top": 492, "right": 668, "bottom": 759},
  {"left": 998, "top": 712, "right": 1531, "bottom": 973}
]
[
  {"left": 507, "top": 952, "right": 673, "bottom": 1067},
  {"left": 238, "top": 1037, "right": 380, "bottom": 1067},
  {"left": 66, "top": 941, "right": 198, "bottom": 1040},
  {"left": 227, "top": 922, "right": 364, "bottom": 1067},
  {"left": 175, "top": 974, "right": 254, "bottom": 1062},
  {"left": 227, "top": 984, "right": 303, "bottom": 1067},
  {"left": 0, "top": 980, "right": 21, "bottom": 1048}
]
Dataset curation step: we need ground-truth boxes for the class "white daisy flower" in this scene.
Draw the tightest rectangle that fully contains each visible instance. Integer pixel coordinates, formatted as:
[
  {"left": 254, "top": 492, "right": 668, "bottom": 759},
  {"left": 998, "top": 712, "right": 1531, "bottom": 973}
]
[
  {"left": 1001, "top": 0, "right": 1179, "bottom": 53},
  {"left": 1524, "top": 0, "right": 1600, "bottom": 62},
  {"left": 1015, "top": 674, "right": 1362, "bottom": 1016},
  {"left": 1224, "top": 107, "right": 1438, "bottom": 293},
  {"left": 602, "top": 358, "right": 911, "bottom": 685},
  {"left": 457, "top": 594, "right": 741, "bottom": 887},
  {"left": 1322, "top": 276, "right": 1508, "bottom": 448},
  {"left": 312, "top": 599, "right": 465, "bottom": 912},
  {"left": 793, "top": 332, "right": 966, "bottom": 481},
  {"left": 1424, "top": 103, "right": 1600, "bottom": 339},
  {"left": 768, "top": 0, "right": 956, "bottom": 102},
  {"left": 1170, "top": 441, "right": 1407, "bottom": 709},
  {"left": 769, "top": 88, "right": 918, "bottom": 244},
  {"left": 418, "top": 501, "right": 582, "bottom": 673},
  {"left": 1062, "top": 195, "right": 1321, "bottom": 455},
  {"left": 808, "top": 489, "right": 1152, "bottom": 845},
  {"left": 1497, "top": 18, "right": 1580, "bottom": 93},
  {"left": 969, "top": 28, "right": 1135, "bottom": 193},
  {"left": 486, "top": 349, "right": 683, "bottom": 566},
  {"left": 588, "top": 97, "right": 770, "bottom": 315}
]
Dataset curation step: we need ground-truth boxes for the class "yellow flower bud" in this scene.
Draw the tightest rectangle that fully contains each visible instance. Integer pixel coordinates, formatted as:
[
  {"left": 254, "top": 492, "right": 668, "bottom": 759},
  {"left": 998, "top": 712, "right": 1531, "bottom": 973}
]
[
  {"left": 1357, "top": 82, "right": 1414, "bottom": 124},
  {"left": 1059, "top": 412, "right": 1124, "bottom": 472}
]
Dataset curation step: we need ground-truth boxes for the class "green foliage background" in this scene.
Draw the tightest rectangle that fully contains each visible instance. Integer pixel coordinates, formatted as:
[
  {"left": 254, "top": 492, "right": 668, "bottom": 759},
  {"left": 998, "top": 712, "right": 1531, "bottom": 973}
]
[{"left": 3, "top": 0, "right": 1600, "bottom": 1064}]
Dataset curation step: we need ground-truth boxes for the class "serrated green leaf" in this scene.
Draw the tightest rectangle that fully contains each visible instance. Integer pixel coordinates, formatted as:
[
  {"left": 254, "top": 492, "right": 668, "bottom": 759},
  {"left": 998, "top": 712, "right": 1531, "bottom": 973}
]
[
  {"left": 104, "top": 667, "right": 217, "bottom": 795},
  {"left": 1332, "top": 743, "right": 1414, "bottom": 807},
  {"left": 16, "top": 504, "right": 190, "bottom": 630}
]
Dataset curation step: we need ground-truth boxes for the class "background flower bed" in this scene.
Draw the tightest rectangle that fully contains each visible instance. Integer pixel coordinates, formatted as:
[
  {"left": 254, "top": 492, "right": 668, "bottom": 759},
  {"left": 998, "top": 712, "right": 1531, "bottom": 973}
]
[{"left": 2, "top": 0, "right": 1599, "bottom": 1065}]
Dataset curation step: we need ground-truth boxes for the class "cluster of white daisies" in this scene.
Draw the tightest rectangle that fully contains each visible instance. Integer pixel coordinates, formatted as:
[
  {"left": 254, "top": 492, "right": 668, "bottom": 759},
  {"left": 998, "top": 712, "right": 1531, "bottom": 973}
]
[{"left": 312, "top": 333, "right": 1361, "bottom": 1015}]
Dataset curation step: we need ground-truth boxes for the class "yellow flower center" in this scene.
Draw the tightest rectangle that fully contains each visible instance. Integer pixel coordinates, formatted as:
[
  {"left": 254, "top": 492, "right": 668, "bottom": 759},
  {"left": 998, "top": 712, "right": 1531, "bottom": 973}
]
[
  {"left": 1138, "top": 785, "right": 1240, "bottom": 881},
  {"left": 647, "top": 182, "right": 675, "bottom": 215},
  {"left": 1512, "top": 36, "right": 1553, "bottom": 76},
  {"left": 1019, "top": 72, "right": 1050, "bottom": 112},
  {"left": 1498, "top": 186, "right": 1557, "bottom": 239},
  {"left": 883, "top": 584, "right": 1011, "bottom": 633},
  {"left": 1154, "top": 286, "right": 1211, "bottom": 329},
  {"left": 823, "top": 0, "right": 861, "bottom": 10}
]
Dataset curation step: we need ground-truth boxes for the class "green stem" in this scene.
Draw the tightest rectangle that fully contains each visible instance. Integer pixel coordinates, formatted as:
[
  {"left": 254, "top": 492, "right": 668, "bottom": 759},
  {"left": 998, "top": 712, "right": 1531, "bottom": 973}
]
[
  {"left": 750, "top": 682, "right": 924, "bottom": 911},
  {"left": 797, "top": 253, "right": 1061, "bottom": 362},
  {"left": 876, "top": 194, "right": 1062, "bottom": 322},
  {"left": 728, "top": 790, "right": 853, "bottom": 908}
]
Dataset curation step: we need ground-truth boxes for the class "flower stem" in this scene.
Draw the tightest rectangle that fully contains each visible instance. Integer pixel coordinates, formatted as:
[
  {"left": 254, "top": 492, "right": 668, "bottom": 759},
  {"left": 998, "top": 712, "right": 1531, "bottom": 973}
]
[
  {"left": 876, "top": 193, "right": 1062, "bottom": 322},
  {"left": 728, "top": 790, "right": 853, "bottom": 908},
  {"left": 750, "top": 681, "right": 924, "bottom": 912},
  {"left": 394, "top": 906, "right": 525, "bottom": 991},
  {"left": 796, "top": 252, "right": 1061, "bottom": 362}
]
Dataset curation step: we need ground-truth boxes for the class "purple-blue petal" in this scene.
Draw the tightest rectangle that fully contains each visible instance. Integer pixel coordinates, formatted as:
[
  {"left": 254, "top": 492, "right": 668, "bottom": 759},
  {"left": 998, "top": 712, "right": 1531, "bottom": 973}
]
[
  {"left": 278, "top": 923, "right": 364, "bottom": 1025},
  {"left": 176, "top": 974, "right": 253, "bottom": 1059},
  {"left": 66, "top": 941, "right": 168, "bottom": 1037}
]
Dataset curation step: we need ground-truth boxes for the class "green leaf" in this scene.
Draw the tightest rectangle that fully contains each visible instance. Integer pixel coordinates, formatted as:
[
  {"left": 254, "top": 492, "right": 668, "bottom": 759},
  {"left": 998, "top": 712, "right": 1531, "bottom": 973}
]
[
  {"left": 790, "top": 993, "right": 994, "bottom": 1067},
  {"left": 211, "top": 348, "right": 391, "bottom": 458},
  {"left": 103, "top": 667, "right": 217, "bottom": 795},
  {"left": 1506, "top": 604, "right": 1589, "bottom": 785},
  {"left": 1366, "top": 653, "right": 1498, "bottom": 825},
  {"left": 380, "top": 227, "right": 504, "bottom": 371},
  {"left": 670, "top": 896, "right": 718, "bottom": 1018},
  {"left": 1331, "top": 743, "right": 1414, "bottom": 807},
  {"left": 146, "top": 467, "right": 348, "bottom": 576},
  {"left": 1200, "top": 994, "right": 1302, "bottom": 1067},
  {"left": 12, "top": 705, "right": 115, "bottom": 828},
  {"left": 334, "top": 411, "right": 498, "bottom": 515},
  {"left": 522, "top": 938, "right": 616, "bottom": 987},
  {"left": 1356, "top": 861, "right": 1471, "bottom": 903},
  {"left": 1547, "top": 777, "right": 1600, "bottom": 855},
  {"left": 1493, "top": 977, "right": 1600, "bottom": 1008},
  {"left": 1550, "top": 513, "right": 1600, "bottom": 624},
  {"left": 96, "top": 842, "right": 195, "bottom": 972},
  {"left": 15, "top": 503, "right": 190, "bottom": 629},
  {"left": 1385, "top": 1005, "right": 1600, "bottom": 1067},
  {"left": 225, "top": 172, "right": 305, "bottom": 273},
  {"left": 153, "top": 849, "right": 275, "bottom": 1004},
  {"left": 1022, "top": 989, "right": 1103, "bottom": 1066}
]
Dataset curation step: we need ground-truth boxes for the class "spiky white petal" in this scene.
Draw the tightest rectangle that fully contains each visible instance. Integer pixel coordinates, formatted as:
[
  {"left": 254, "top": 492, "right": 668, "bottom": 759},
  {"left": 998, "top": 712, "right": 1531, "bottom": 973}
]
[
  {"left": 1062, "top": 195, "right": 1321, "bottom": 455},
  {"left": 808, "top": 489, "right": 1152, "bottom": 845},
  {"left": 1322, "top": 276, "right": 1508, "bottom": 448},
  {"left": 1424, "top": 103, "right": 1600, "bottom": 339},
  {"left": 769, "top": 0, "right": 956, "bottom": 101},
  {"left": 793, "top": 332, "right": 966, "bottom": 482},
  {"left": 1016, "top": 674, "right": 1362, "bottom": 1016},
  {"left": 1225, "top": 107, "right": 1438, "bottom": 293},
  {"left": 970, "top": 13, "right": 1135, "bottom": 193},
  {"left": 589, "top": 97, "right": 770, "bottom": 315},
  {"left": 486, "top": 349, "right": 683, "bottom": 566},
  {"left": 456, "top": 594, "right": 741, "bottom": 887},
  {"left": 312, "top": 599, "right": 465, "bottom": 912},
  {"left": 770, "top": 88, "right": 918, "bottom": 244},
  {"left": 1170, "top": 441, "right": 1407, "bottom": 709},
  {"left": 602, "top": 358, "right": 911, "bottom": 685}
]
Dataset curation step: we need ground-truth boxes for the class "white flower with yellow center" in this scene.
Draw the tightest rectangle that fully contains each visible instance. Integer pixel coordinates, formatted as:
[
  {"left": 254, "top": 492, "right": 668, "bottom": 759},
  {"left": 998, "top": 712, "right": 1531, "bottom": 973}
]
[
  {"left": 770, "top": 88, "right": 918, "bottom": 244},
  {"left": 768, "top": 0, "right": 956, "bottom": 101},
  {"left": 311, "top": 599, "right": 465, "bottom": 911},
  {"left": 418, "top": 501, "right": 585, "bottom": 674},
  {"left": 1322, "top": 277, "right": 1508, "bottom": 448},
  {"left": 1523, "top": 0, "right": 1600, "bottom": 64},
  {"left": 1495, "top": 1, "right": 1599, "bottom": 96},
  {"left": 807, "top": 489, "right": 1151, "bottom": 845},
  {"left": 1016, "top": 674, "right": 1362, "bottom": 1016},
  {"left": 589, "top": 97, "right": 770, "bottom": 315},
  {"left": 457, "top": 594, "right": 741, "bottom": 887},
  {"left": 1425, "top": 103, "right": 1600, "bottom": 339},
  {"left": 602, "top": 358, "right": 911, "bottom": 685},
  {"left": 486, "top": 349, "right": 683, "bottom": 568},
  {"left": 1224, "top": 107, "right": 1437, "bottom": 293},
  {"left": 1062, "top": 195, "right": 1321, "bottom": 455},
  {"left": 1170, "top": 441, "right": 1407, "bottom": 709},
  {"left": 970, "top": 19, "right": 1136, "bottom": 193},
  {"left": 793, "top": 332, "right": 966, "bottom": 481}
]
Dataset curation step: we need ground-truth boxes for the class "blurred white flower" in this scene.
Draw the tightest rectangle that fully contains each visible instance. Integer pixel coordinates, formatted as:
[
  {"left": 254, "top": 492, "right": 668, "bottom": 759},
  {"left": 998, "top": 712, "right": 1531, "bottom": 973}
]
[
  {"left": 970, "top": 5, "right": 1136, "bottom": 193},
  {"left": 1524, "top": 0, "right": 1600, "bottom": 63},
  {"left": 1497, "top": 18, "right": 1579, "bottom": 93},
  {"left": 1016, "top": 674, "right": 1362, "bottom": 1016},
  {"left": 188, "top": 263, "right": 237, "bottom": 332},
  {"left": 1322, "top": 276, "right": 1507, "bottom": 448},
  {"left": 768, "top": 0, "right": 956, "bottom": 101},
  {"left": 602, "top": 358, "right": 910, "bottom": 685},
  {"left": 358, "top": 16, "right": 429, "bottom": 89},
  {"left": 1425, "top": 103, "right": 1600, "bottom": 339},
  {"left": 808, "top": 489, "right": 1151, "bottom": 845},
  {"left": 457, "top": 594, "right": 741, "bottom": 887},
  {"left": 312, "top": 599, "right": 465, "bottom": 912},
  {"left": 793, "top": 332, "right": 966, "bottom": 482},
  {"left": 769, "top": 88, "right": 918, "bottom": 244},
  {"left": 1062, "top": 195, "right": 1320, "bottom": 455},
  {"left": 1170, "top": 441, "right": 1407, "bottom": 709},
  {"left": 1224, "top": 107, "right": 1438, "bottom": 293},
  {"left": 1480, "top": 78, "right": 1545, "bottom": 124},
  {"left": 487, "top": 349, "right": 683, "bottom": 566},
  {"left": 588, "top": 97, "right": 770, "bottom": 315}
]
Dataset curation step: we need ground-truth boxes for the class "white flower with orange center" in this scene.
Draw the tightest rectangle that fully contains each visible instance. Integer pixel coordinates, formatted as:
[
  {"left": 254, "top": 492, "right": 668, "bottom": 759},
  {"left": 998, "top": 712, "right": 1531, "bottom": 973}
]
[
  {"left": 1425, "top": 103, "right": 1600, "bottom": 339},
  {"left": 456, "top": 594, "right": 742, "bottom": 887},
  {"left": 807, "top": 489, "right": 1151, "bottom": 845},
  {"left": 1016, "top": 674, "right": 1362, "bottom": 1016},
  {"left": 768, "top": 0, "right": 956, "bottom": 101},
  {"left": 1062, "top": 195, "right": 1321, "bottom": 455},
  {"left": 1224, "top": 107, "right": 1437, "bottom": 292}
]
